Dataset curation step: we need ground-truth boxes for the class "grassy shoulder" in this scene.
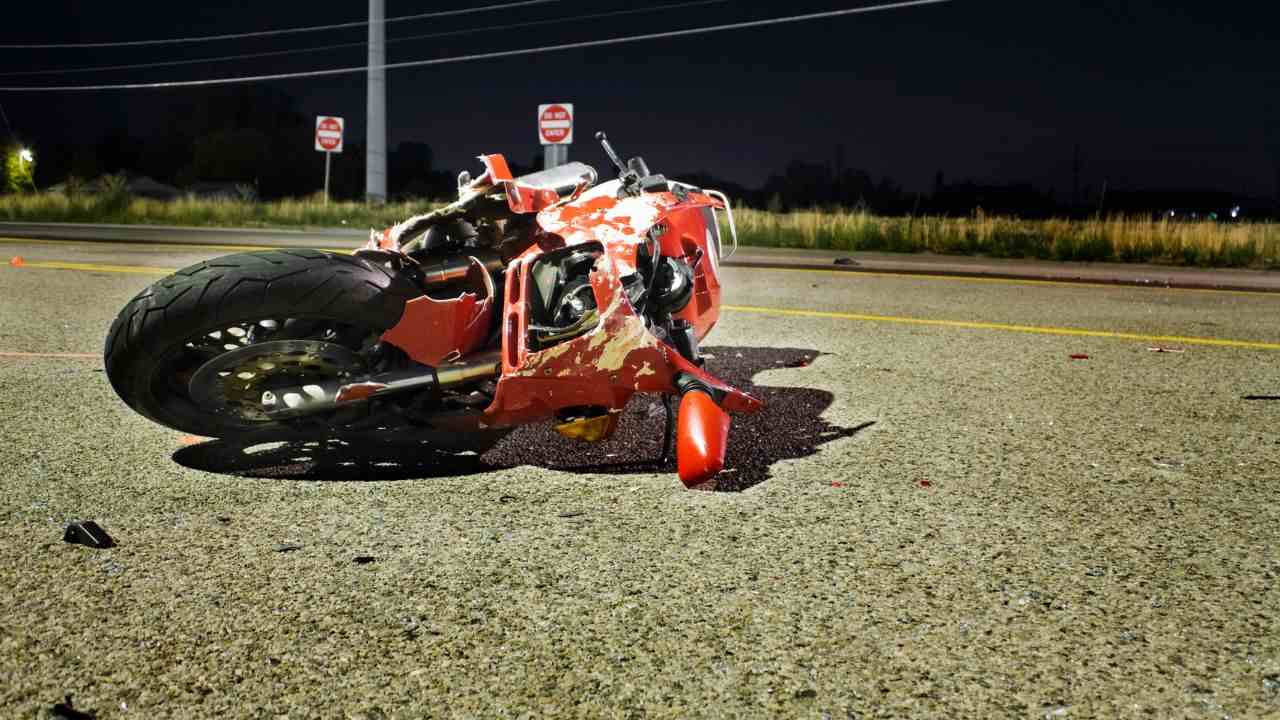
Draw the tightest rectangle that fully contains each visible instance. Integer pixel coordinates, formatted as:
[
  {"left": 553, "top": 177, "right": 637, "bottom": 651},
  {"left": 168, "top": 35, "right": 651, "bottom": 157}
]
[
  {"left": 2, "top": 192, "right": 1278, "bottom": 269},
  {"left": 732, "top": 208, "right": 1280, "bottom": 268},
  {"left": 0, "top": 191, "right": 423, "bottom": 232}
]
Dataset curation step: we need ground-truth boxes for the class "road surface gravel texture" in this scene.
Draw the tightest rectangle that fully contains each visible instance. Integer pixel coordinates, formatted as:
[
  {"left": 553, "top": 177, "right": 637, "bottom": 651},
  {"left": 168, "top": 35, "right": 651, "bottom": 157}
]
[{"left": 0, "top": 237, "right": 1278, "bottom": 718}]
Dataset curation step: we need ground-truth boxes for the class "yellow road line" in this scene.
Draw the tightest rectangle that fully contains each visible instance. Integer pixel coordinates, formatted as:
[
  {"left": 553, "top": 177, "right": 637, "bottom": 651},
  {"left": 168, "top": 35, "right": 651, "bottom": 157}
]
[
  {"left": 12, "top": 260, "right": 174, "bottom": 274},
  {"left": 6, "top": 257, "right": 1276, "bottom": 351},
  {"left": 723, "top": 304, "right": 1280, "bottom": 351},
  {"left": 3, "top": 235, "right": 1275, "bottom": 297},
  {"left": 727, "top": 263, "right": 1280, "bottom": 298}
]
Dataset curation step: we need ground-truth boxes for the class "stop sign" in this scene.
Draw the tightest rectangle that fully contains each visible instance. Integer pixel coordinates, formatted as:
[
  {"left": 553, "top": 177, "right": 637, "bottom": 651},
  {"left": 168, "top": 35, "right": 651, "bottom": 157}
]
[
  {"left": 538, "top": 103, "right": 573, "bottom": 145},
  {"left": 315, "top": 116, "right": 344, "bottom": 153}
]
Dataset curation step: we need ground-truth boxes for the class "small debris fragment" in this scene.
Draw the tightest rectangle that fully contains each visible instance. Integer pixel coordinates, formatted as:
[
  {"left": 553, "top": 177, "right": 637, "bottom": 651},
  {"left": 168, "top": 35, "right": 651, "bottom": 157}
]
[
  {"left": 498, "top": 495, "right": 519, "bottom": 504},
  {"left": 1069, "top": 354, "right": 1090, "bottom": 360},
  {"left": 1151, "top": 457, "right": 1185, "bottom": 471},
  {"left": 1243, "top": 395, "right": 1280, "bottom": 401},
  {"left": 557, "top": 511, "right": 585, "bottom": 518},
  {"left": 784, "top": 356, "right": 812, "bottom": 368},
  {"left": 273, "top": 542, "right": 303, "bottom": 553},
  {"left": 63, "top": 521, "right": 115, "bottom": 549},
  {"left": 794, "top": 688, "right": 818, "bottom": 699},
  {"left": 353, "top": 555, "right": 376, "bottom": 565},
  {"left": 1085, "top": 567, "right": 1107, "bottom": 577},
  {"left": 831, "top": 481, "right": 846, "bottom": 488},
  {"left": 49, "top": 694, "right": 95, "bottom": 719},
  {"left": 1263, "top": 674, "right": 1280, "bottom": 693},
  {"left": 833, "top": 257, "right": 859, "bottom": 266},
  {"left": 179, "top": 434, "right": 207, "bottom": 446},
  {"left": 918, "top": 479, "right": 932, "bottom": 488},
  {"left": 215, "top": 516, "right": 232, "bottom": 524},
  {"left": 1147, "top": 346, "right": 1185, "bottom": 354},
  {"left": 9, "top": 256, "right": 25, "bottom": 268}
]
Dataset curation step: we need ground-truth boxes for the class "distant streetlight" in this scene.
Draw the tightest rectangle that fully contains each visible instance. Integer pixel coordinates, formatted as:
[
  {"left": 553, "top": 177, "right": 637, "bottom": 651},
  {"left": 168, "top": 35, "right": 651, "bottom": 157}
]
[{"left": 16, "top": 147, "right": 37, "bottom": 191}]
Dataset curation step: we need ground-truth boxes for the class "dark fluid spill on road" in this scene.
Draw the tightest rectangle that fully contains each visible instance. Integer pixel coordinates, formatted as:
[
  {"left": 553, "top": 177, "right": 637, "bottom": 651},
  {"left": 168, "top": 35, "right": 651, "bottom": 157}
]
[
  {"left": 173, "top": 346, "right": 868, "bottom": 491},
  {"left": 483, "top": 346, "right": 869, "bottom": 492}
]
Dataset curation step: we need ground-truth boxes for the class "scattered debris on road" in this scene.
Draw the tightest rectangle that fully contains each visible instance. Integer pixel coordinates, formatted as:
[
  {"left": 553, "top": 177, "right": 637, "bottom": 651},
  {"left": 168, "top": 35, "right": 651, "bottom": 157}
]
[
  {"left": 1147, "top": 346, "right": 1185, "bottom": 353},
  {"left": 62, "top": 521, "right": 115, "bottom": 549},
  {"left": 557, "top": 511, "right": 585, "bottom": 518},
  {"left": 831, "top": 481, "right": 846, "bottom": 488},
  {"left": 215, "top": 516, "right": 232, "bottom": 524},
  {"left": 833, "top": 257, "right": 859, "bottom": 266},
  {"left": 498, "top": 495, "right": 519, "bottom": 503},
  {"left": 783, "top": 356, "right": 812, "bottom": 368},
  {"left": 1151, "top": 457, "right": 1186, "bottom": 471},
  {"left": 9, "top": 256, "right": 25, "bottom": 267},
  {"left": 919, "top": 479, "right": 933, "bottom": 488},
  {"left": 273, "top": 542, "right": 304, "bottom": 553},
  {"left": 353, "top": 556, "right": 377, "bottom": 565},
  {"left": 1243, "top": 395, "right": 1280, "bottom": 401},
  {"left": 1069, "top": 354, "right": 1090, "bottom": 360}
]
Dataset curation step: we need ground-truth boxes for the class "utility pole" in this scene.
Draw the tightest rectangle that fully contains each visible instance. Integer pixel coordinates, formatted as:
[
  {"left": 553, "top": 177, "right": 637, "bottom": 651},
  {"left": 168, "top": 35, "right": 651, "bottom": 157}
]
[{"left": 366, "top": 0, "right": 387, "bottom": 203}]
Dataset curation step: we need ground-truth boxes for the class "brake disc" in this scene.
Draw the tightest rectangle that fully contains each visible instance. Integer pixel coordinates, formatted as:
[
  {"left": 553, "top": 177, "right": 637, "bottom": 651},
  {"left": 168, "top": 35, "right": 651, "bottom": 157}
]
[{"left": 188, "top": 339, "right": 363, "bottom": 422}]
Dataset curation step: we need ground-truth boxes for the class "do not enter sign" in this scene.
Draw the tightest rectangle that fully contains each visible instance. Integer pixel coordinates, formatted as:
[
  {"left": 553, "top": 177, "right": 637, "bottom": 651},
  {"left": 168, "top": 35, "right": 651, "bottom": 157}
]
[
  {"left": 538, "top": 103, "right": 573, "bottom": 145},
  {"left": 315, "top": 116, "right": 344, "bottom": 153}
]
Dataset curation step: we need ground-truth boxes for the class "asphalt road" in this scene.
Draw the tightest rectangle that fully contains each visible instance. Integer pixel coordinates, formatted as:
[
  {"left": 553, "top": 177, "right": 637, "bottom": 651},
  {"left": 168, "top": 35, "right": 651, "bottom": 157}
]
[
  {"left": 1, "top": 236, "right": 1278, "bottom": 718},
  {"left": 4, "top": 221, "right": 1278, "bottom": 292}
]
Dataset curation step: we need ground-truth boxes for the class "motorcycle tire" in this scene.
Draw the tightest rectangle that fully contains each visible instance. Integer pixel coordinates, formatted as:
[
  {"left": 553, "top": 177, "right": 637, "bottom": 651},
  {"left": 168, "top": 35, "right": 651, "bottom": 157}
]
[{"left": 104, "top": 248, "right": 420, "bottom": 438}]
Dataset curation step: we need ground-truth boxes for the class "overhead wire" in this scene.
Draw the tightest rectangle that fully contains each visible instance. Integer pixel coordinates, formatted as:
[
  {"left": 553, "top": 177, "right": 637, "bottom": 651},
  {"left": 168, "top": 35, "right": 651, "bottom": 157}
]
[
  {"left": 0, "top": 0, "right": 952, "bottom": 92},
  {"left": 0, "top": 0, "right": 733, "bottom": 78},
  {"left": 0, "top": 0, "right": 566, "bottom": 50}
]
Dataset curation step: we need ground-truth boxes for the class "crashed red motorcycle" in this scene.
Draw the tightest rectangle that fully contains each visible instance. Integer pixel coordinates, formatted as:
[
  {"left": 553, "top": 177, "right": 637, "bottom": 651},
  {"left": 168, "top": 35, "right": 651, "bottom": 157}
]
[{"left": 104, "top": 133, "right": 761, "bottom": 488}]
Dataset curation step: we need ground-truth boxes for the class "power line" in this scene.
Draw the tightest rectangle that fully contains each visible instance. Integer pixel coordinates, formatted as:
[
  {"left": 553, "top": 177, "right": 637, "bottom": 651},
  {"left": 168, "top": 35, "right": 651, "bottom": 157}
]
[
  {"left": 0, "top": 0, "right": 566, "bottom": 50},
  {"left": 0, "top": 0, "right": 732, "bottom": 78},
  {"left": 0, "top": 0, "right": 951, "bottom": 92}
]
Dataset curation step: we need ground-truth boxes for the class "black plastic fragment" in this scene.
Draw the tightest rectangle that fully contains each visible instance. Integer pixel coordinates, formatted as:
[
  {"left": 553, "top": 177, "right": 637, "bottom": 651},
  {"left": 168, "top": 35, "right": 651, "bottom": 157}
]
[
  {"left": 273, "top": 542, "right": 303, "bottom": 553},
  {"left": 353, "top": 555, "right": 377, "bottom": 564},
  {"left": 49, "top": 694, "right": 96, "bottom": 719},
  {"left": 833, "top": 257, "right": 860, "bottom": 266},
  {"left": 1243, "top": 395, "right": 1280, "bottom": 401},
  {"left": 62, "top": 521, "right": 115, "bottom": 549}
]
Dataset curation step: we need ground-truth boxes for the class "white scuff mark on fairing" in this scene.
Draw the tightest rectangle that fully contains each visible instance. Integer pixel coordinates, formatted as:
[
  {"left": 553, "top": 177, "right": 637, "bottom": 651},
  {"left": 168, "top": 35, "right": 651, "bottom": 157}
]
[{"left": 594, "top": 317, "right": 659, "bottom": 373}]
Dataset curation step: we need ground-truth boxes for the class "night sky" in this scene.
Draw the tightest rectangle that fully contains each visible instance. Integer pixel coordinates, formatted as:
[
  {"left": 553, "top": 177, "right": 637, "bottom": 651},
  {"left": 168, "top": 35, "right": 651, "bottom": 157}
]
[{"left": 2, "top": 0, "right": 1277, "bottom": 197}]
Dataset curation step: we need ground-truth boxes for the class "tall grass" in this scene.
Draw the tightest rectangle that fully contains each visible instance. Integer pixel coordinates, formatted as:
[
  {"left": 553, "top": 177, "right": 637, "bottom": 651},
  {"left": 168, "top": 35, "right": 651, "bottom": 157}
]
[
  {"left": 728, "top": 209, "right": 1280, "bottom": 268},
  {"left": 1, "top": 191, "right": 1277, "bottom": 268},
  {"left": 0, "top": 192, "right": 432, "bottom": 231}
]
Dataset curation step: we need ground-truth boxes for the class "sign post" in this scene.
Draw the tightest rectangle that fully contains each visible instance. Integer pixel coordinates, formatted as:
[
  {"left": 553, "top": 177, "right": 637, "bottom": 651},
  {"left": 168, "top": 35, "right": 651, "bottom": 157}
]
[
  {"left": 538, "top": 103, "right": 573, "bottom": 169},
  {"left": 314, "top": 116, "right": 344, "bottom": 204}
]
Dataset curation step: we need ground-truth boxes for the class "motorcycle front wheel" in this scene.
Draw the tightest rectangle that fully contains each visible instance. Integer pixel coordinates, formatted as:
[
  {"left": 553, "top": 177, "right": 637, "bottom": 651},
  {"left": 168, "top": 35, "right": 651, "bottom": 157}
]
[{"left": 104, "top": 248, "right": 421, "bottom": 438}]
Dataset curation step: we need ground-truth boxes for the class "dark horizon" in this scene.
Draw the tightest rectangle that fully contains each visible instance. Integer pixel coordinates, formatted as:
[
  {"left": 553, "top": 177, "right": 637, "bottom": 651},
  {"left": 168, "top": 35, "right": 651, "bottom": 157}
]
[{"left": 3, "top": 0, "right": 1278, "bottom": 204}]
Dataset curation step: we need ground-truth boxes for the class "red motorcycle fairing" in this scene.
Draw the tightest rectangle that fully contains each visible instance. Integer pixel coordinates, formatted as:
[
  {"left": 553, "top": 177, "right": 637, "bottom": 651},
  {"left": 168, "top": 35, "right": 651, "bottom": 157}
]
[
  {"left": 380, "top": 256, "right": 495, "bottom": 367},
  {"left": 476, "top": 178, "right": 760, "bottom": 430}
]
